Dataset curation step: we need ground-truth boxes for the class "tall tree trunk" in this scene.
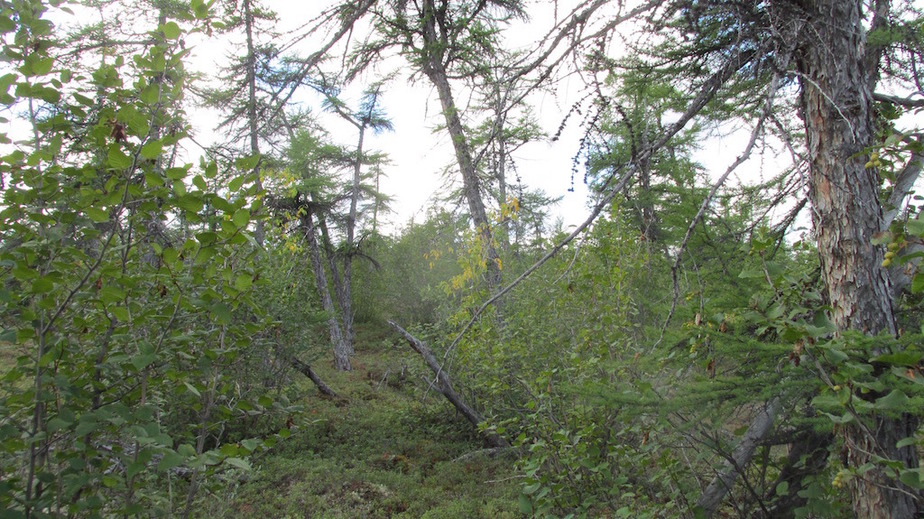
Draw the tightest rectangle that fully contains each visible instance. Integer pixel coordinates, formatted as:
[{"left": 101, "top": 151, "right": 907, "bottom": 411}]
[
  {"left": 302, "top": 206, "right": 351, "bottom": 371},
  {"left": 244, "top": 0, "right": 265, "bottom": 247},
  {"left": 420, "top": 0, "right": 502, "bottom": 291},
  {"left": 341, "top": 121, "right": 365, "bottom": 354},
  {"left": 797, "top": 1, "right": 920, "bottom": 516},
  {"left": 317, "top": 218, "right": 352, "bottom": 354}
]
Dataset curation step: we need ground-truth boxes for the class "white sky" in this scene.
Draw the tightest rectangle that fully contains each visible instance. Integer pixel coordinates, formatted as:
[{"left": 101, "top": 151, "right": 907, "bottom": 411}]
[{"left": 0, "top": 0, "right": 798, "bottom": 237}]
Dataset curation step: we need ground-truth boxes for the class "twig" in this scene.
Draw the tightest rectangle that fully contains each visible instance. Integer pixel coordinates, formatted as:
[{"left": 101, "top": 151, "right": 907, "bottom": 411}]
[{"left": 655, "top": 72, "right": 781, "bottom": 351}]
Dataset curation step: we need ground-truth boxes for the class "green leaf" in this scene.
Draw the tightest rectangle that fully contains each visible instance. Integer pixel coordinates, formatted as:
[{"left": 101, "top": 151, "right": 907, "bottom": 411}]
[
  {"left": 192, "top": 175, "right": 207, "bottom": 191},
  {"left": 161, "top": 21, "right": 181, "bottom": 40},
  {"left": 234, "top": 274, "right": 252, "bottom": 291},
  {"left": 241, "top": 439, "right": 261, "bottom": 452},
  {"left": 145, "top": 172, "right": 164, "bottom": 187},
  {"left": 75, "top": 417, "right": 98, "bottom": 437},
  {"left": 31, "top": 277, "right": 53, "bottom": 294},
  {"left": 907, "top": 218, "right": 924, "bottom": 238},
  {"left": 912, "top": 273, "right": 924, "bottom": 294},
  {"left": 196, "top": 231, "right": 217, "bottom": 246},
  {"left": 85, "top": 207, "right": 109, "bottom": 223},
  {"left": 131, "top": 353, "right": 156, "bottom": 370},
  {"left": 183, "top": 381, "right": 201, "bottom": 397},
  {"left": 211, "top": 302, "right": 232, "bottom": 324},
  {"left": 872, "top": 351, "right": 923, "bottom": 367},
  {"left": 900, "top": 469, "right": 922, "bottom": 489},
  {"left": 37, "top": 86, "right": 60, "bottom": 103},
  {"left": 518, "top": 494, "right": 532, "bottom": 514},
  {"left": 140, "top": 140, "right": 163, "bottom": 160},
  {"left": 232, "top": 208, "right": 249, "bottom": 228},
  {"left": 157, "top": 450, "right": 185, "bottom": 471},
  {"left": 875, "top": 389, "right": 910, "bottom": 411},
  {"left": 108, "top": 146, "right": 132, "bottom": 169},
  {"left": 166, "top": 167, "right": 187, "bottom": 180},
  {"left": 897, "top": 437, "right": 918, "bottom": 449},
  {"left": 110, "top": 306, "right": 129, "bottom": 322},
  {"left": 776, "top": 481, "right": 789, "bottom": 496},
  {"left": 140, "top": 84, "right": 160, "bottom": 104},
  {"left": 224, "top": 457, "right": 251, "bottom": 471},
  {"left": 228, "top": 175, "right": 245, "bottom": 192},
  {"left": 177, "top": 195, "right": 203, "bottom": 214},
  {"left": 235, "top": 154, "right": 260, "bottom": 171},
  {"left": 31, "top": 57, "right": 54, "bottom": 76}
]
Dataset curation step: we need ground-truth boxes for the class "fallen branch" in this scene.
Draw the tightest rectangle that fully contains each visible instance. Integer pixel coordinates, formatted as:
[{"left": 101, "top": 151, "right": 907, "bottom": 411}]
[
  {"left": 287, "top": 357, "right": 339, "bottom": 398},
  {"left": 388, "top": 320, "right": 509, "bottom": 448}
]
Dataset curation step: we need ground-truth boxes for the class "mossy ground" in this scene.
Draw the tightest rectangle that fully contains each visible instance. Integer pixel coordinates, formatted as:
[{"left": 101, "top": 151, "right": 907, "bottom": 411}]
[{"left": 197, "top": 323, "right": 525, "bottom": 518}]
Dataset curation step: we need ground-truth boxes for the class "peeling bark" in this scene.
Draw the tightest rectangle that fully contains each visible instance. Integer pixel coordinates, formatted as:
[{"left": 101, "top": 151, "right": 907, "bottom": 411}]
[{"left": 797, "top": 1, "right": 921, "bottom": 516}]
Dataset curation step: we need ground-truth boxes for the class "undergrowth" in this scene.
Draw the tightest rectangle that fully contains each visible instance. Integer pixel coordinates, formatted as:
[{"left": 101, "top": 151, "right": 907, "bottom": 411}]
[{"left": 194, "top": 323, "right": 524, "bottom": 518}]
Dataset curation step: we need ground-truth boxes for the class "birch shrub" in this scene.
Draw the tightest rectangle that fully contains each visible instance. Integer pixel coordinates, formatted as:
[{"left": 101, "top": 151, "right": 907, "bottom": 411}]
[{"left": 0, "top": 2, "right": 284, "bottom": 515}]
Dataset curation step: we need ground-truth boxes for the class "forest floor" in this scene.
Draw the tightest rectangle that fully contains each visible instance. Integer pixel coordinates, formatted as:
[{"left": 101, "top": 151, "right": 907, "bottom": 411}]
[{"left": 198, "top": 323, "right": 525, "bottom": 518}]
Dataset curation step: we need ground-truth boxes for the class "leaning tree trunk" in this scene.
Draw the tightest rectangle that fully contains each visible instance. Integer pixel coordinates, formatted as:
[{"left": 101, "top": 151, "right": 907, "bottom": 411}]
[{"left": 797, "top": 0, "right": 920, "bottom": 516}]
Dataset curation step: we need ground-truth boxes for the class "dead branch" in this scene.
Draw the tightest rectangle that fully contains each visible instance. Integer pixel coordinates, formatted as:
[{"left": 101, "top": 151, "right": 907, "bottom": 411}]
[
  {"left": 387, "top": 320, "right": 509, "bottom": 448},
  {"left": 287, "top": 357, "right": 339, "bottom": 398},
  {"left": 696, "top": 398, "right": 780, "bottom": 517}
]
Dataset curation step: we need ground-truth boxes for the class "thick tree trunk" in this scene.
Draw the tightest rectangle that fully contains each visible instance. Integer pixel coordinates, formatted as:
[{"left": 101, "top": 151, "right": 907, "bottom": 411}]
[{"left": 797, "top": 1, "right": 920, "bottom": 516}]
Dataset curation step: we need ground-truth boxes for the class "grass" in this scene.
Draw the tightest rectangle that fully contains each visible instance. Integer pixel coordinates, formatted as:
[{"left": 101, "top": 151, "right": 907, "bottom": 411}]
[{"left": 195, "top": 322, "right": 525, "bottom": 518}]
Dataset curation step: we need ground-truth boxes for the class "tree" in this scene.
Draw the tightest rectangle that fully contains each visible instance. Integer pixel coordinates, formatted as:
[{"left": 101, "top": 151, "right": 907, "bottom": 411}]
[
  {"left": 613, "top": 1, "right": 924, "bottom": 516},
  {"left": 348, "top": 0, "right": 535, "bottom": 293},
  {"left": 796, "top": 1, "right": 920, "bottom": 515},
  {"left": 0, "top": 1, "right": 284, "bottom": 515},
  {"left": 315, "top": 81, "right": 393, "bottom": 354},
  {"left": 200, "top": 0, "right": 281, "bottom": 246}
]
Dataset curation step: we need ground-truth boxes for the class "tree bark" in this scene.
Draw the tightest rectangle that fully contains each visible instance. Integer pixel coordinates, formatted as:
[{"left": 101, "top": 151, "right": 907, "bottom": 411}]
[
  {"left": 419, "top": 0, "right": 503, "bottom": 291},
  {"left": 696, "top": 398, "right": 779, "bottom": 517},
  {"left": 797, "top": 1, "right": 921, "bottom": 516},
  {"left": 302, "top": 206, "right": 351, "bottom": 371},
  {"left": 388, "top": 320, "right": 509, "bottom": 448},
  {"left": 764, "top": 428, "right": 833, "bottom": 518}
]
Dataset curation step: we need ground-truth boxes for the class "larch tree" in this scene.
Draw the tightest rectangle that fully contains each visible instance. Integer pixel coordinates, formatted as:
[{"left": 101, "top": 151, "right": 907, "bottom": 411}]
[
  {"left": 619, "top": 1, "right": 924, "bottom": 516},
  {"left": 315, "top": 81, "right": 393, "bottom": 355}
]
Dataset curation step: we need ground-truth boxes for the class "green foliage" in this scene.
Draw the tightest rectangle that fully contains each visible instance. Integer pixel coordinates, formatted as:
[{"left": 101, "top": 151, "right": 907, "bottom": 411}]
[
  {"left": 0, "top": 2, "right": 285, "bottom": 515},
  {"left": 195, "top": 339, "right": 524, "bottom": 518}
]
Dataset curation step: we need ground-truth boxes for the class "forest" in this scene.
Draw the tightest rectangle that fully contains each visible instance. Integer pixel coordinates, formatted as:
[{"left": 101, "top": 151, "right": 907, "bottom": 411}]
[{"left": 1, "top": 0, "right": 924, "bottom": 517}]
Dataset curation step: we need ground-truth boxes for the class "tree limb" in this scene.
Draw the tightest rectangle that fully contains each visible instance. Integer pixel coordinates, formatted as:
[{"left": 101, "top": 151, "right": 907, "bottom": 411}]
[
  {"left": 873, "top": 92, "right": 924, "bottom": 109},
  {"left": 287, "top": 357, "right": 339, "bottom": 398},
  {"left": 696, "top": 398, "right": 780, "bottom": 517},
  {"left": 387, "top": 320, "right": 509, "bottom": 448}
]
